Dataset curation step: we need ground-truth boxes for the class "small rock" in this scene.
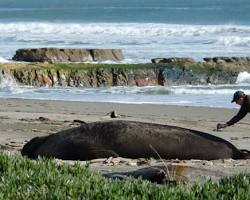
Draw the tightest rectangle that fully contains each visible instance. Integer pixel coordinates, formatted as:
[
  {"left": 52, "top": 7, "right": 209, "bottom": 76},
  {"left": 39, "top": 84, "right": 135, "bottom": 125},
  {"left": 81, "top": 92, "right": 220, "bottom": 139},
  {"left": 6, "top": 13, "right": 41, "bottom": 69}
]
[
  {"left": 151, "top": 57, "right": 195, "bottom": 64},
  {"left": 73, "top": 119, "right": 86, "bottom": 124},
  {"left": 108, "top": 110, "right": 121, "bottom": 118},
  {"left": 38, "top": 117, "right": 50, "bottom": 121}
]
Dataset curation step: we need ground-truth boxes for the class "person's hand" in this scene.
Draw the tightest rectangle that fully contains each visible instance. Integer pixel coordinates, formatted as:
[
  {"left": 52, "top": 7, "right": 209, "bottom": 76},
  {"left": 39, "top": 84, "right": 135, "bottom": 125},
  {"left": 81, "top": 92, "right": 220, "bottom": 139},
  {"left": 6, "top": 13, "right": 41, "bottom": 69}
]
[{"left": 216, "top": 123, "right": 228, "bottom": 131}]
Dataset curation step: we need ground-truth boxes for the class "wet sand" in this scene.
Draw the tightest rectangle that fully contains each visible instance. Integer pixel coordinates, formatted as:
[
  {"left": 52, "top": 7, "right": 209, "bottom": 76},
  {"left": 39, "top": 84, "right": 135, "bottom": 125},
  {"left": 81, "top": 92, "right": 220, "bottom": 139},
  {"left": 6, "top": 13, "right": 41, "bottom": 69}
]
[{"left": 0, "top": 98, "right": 249, "bottom": 181}]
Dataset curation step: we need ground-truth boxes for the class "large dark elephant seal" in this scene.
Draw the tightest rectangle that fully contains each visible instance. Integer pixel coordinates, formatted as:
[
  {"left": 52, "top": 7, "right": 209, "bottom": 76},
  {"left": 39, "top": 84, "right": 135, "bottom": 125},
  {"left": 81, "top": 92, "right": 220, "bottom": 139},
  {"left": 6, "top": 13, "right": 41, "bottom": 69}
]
[{"left": 21, "top": 120, "right": 250, "bottom": 160}]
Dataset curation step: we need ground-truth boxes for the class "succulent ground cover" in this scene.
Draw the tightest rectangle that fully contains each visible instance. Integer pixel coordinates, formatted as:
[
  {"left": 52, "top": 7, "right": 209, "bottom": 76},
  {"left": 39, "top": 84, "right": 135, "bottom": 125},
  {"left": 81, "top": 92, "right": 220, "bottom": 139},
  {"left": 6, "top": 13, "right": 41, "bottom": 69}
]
[{"left": 0, "top": 153, "right": 249, "bottom": 200}]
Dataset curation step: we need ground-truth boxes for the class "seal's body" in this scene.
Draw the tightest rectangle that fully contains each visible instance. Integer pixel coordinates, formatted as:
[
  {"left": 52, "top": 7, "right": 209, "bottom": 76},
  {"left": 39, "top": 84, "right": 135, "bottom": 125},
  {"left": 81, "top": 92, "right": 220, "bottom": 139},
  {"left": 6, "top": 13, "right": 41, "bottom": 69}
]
[{"left": 21, "top": 120, "right": 250, "bottom": 160}]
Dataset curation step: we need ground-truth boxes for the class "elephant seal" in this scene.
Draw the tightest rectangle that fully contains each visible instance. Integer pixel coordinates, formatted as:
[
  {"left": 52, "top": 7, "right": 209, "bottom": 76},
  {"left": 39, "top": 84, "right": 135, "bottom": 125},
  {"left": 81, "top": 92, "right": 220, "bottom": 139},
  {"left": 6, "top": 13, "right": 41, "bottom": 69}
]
[{"left": 21, "top": 120, "right": 250, "bottom": 160}]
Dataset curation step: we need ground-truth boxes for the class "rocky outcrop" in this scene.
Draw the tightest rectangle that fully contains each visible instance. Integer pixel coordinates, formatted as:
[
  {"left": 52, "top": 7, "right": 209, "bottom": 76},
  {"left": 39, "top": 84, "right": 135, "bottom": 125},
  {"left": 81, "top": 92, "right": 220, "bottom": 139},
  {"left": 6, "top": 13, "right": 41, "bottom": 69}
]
[
  {"left": 12, "top": 48, "right": 124, "bottom": 63},
  {"left": 151, "top": 56, "right": 250, "bottom": 65},
  {"left": 3, "top": 55, "right": 250, "bottom": 87},
  {"left": 7, "top": 67, "right": 160, "bottom": 87},
  {"left": 203, "top": 57, "right": 250, "bottom": 63},
  {"left": 151, "top": 57, "right": 195, "bottom": 64},
  {"left": 90, "top": 49, "right": 124, "bottom": 61},
  {"left": 0, "top": 62, "right": 242, "bottom": 87}
]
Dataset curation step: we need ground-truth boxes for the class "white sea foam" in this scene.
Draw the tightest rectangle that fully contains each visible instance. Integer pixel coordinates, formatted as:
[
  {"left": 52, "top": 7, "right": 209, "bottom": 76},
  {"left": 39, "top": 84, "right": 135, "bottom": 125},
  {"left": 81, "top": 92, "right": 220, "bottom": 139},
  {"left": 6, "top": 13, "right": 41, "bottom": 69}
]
[
  {"left": 87, "top": 85, "right": 250, "bottom": 96},
  {"left": 1, "top": 71, "right": 250, "bottom": 103},
  {"left": 0, "top": 79, "right": 247, "bottom": 108},
  {"left": 0, "top": 73, "right": 24, "bottom": 93},
  {"left": 0, "top": 57, "right": 10, "bottom": 63},
  {"left": 1, "top": 22, "right": 250, "bottom": 62},
  {"left": 218, "top": 36, "right": 250, "bottom": 47},
  {"left": 0, "top": 22, "right": 249, "bottom": 36},
  {"left": 236, "top": 71, "right": 250, "bottom": 84}
]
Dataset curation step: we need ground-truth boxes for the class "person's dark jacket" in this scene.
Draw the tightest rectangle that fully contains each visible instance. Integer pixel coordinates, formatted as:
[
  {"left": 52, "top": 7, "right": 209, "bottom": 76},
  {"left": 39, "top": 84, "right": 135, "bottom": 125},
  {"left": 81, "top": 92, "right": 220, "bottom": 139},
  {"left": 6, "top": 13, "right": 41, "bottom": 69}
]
[{"left": 226, "top": 95, "right": 250, "bottom": 126}]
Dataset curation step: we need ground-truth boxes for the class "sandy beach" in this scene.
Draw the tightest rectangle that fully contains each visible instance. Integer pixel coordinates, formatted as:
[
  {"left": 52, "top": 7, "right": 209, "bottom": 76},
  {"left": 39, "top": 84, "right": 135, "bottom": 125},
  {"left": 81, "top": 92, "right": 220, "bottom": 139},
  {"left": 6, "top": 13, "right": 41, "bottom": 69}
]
[{"left": 0, "top": 98, "right": 249, "bottom": 181}]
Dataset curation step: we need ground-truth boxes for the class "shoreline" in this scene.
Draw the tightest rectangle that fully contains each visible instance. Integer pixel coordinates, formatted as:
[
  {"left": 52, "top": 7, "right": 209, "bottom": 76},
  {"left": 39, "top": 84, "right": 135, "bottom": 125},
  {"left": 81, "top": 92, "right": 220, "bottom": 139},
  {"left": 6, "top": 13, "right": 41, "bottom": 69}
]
[{"left": 0, "top": 98, "right": 249, "bottom": 179}]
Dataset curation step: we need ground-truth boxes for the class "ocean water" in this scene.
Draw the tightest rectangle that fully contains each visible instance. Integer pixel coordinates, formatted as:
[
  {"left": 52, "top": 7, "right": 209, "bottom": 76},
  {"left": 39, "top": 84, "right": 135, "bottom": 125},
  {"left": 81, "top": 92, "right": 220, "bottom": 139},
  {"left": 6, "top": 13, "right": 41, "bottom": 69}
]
[
  {"left": 0, "top": 0, "right": 249, "bottom": 24},
  {"left": 1, "top": 71, "right": 250, "bottom": 108},
  {"left": 0, "top": 0, "right": 250, "bottom": 62},
  {"left": 0, "top": 0, "right": 250, "bottom": 107}
]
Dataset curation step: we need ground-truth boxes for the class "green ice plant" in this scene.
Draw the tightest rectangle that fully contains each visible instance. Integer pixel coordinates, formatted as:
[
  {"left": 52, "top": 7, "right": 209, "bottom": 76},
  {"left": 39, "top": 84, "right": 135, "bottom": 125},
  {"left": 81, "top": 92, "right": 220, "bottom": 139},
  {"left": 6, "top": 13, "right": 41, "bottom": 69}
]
[{"left": 0, "top": 153, "right": 249, "bottom": 200}]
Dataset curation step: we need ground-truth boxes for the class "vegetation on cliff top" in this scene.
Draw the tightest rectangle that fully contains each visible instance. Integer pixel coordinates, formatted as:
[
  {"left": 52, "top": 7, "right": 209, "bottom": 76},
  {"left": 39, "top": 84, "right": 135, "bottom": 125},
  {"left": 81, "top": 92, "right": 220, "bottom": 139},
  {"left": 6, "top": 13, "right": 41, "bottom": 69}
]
[
  {"left": 0, "top": 63, "right": 160, "bottom": 71},
  {"left": 0, "top": 61, "right": 249, "bottom": 72},
  {"left": 0, "top": 153, "right": 249, "bottom": 200}
]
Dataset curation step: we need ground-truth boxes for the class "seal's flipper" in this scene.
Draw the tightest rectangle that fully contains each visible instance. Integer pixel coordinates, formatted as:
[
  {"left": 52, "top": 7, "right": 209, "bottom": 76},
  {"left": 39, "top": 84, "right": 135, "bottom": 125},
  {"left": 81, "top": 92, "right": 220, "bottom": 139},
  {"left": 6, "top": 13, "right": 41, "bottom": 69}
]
[
  {"left": 87, "top": 145, "right": 119, "bottom": 159},
  {"left": 58, "top": 141, "right": 119, "bottom": 161}
]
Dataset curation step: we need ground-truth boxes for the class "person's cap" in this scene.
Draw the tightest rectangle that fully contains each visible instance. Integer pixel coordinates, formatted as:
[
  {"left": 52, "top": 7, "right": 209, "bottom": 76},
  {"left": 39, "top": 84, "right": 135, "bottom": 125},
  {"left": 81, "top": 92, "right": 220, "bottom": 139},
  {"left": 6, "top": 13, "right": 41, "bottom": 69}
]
[{"left": 231, "top": 91, "right": 245, "bottom": 103}]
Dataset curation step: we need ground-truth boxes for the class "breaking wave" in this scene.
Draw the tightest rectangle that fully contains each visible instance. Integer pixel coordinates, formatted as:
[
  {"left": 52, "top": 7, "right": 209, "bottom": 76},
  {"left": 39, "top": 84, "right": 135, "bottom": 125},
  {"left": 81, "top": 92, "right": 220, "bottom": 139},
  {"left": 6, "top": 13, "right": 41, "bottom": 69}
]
[
  {"left": 1, "top": 22, "right": 250, "bottom": 37},
  {"left": 0, "top": 22, "right": 250, "bottom": 62}
]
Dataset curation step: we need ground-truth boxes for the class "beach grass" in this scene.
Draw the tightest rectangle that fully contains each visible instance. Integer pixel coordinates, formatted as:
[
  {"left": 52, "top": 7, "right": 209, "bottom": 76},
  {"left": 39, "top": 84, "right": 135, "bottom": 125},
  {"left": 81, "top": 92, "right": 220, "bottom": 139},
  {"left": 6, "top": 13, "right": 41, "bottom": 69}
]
[{"left": 0, "top": 153, "right": 249, "bottom": 200}]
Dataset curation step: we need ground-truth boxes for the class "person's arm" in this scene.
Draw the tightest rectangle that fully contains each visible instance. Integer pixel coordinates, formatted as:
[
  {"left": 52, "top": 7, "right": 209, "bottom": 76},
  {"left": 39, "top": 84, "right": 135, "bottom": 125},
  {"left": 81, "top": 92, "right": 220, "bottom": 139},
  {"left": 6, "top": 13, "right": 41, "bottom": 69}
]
[{"left": 226, "top": 105, "right": 248, "bottom": 126}]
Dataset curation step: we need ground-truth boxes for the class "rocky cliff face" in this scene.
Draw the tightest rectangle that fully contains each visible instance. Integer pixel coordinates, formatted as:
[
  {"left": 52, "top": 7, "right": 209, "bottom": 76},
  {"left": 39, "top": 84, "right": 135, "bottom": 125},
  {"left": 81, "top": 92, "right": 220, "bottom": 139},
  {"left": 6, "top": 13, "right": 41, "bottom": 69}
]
[
  {"left": 12, "top": 48, "right": 124, "bottom": 63},
  {"left": 0, "top": 62, "right": 243, "bottom": 87}
]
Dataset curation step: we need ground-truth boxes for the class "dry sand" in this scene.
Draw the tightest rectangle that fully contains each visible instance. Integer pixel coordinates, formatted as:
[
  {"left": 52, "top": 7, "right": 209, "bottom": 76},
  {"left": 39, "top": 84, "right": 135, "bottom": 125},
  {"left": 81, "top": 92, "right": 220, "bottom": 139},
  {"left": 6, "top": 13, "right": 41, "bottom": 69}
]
[{"left": 0, "top": 98, "right": 249, "bottom": 182}]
